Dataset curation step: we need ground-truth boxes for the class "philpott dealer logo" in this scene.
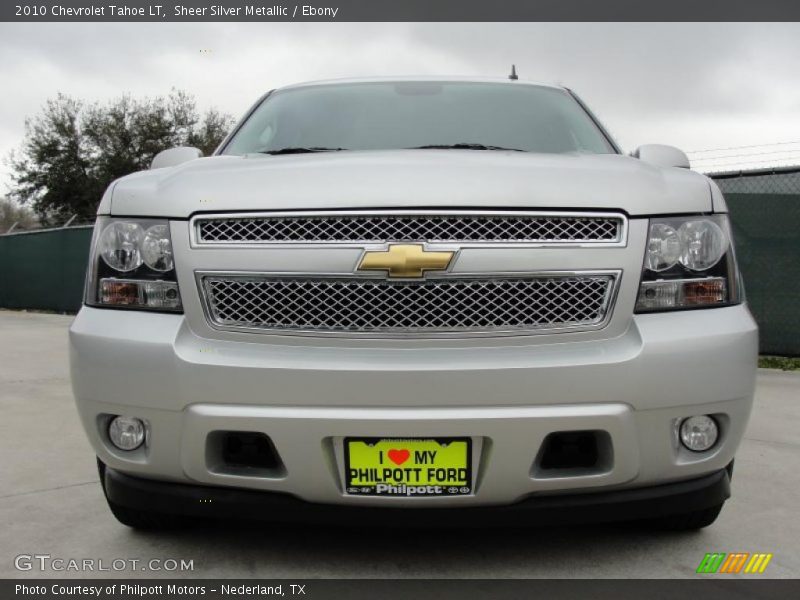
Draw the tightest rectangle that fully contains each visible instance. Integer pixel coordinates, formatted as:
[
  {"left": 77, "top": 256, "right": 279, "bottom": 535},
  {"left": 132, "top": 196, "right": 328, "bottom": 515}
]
[{"left": 696, "top": 552, "right": 773, "bottom": 574}]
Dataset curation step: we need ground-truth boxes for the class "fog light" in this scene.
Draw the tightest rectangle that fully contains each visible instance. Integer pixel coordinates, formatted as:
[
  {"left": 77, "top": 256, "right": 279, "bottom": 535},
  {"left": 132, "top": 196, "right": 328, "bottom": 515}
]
[
  {"left": 108, "top": 416, "right": 145, "bottom": 451},
  {"left": 680, "top": 415, "right": 718, "bottom": 452}
]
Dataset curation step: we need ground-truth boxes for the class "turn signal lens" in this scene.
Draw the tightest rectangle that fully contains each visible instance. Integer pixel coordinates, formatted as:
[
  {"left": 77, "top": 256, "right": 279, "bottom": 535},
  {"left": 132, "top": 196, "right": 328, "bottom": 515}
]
[
  {"left": 99, "top": 279, "right": 181, "bottom": 310},
  {"left": 636, "top": 277, "right": 726, "bottom": 312},
  {"left": 140, "top": 281, "right": 181, "bottom": 309},
  {"left": 99, "top": 280, "right": 140, "bottom": 305},
  {"left": 683, "top": 279, "right": 726, "bottom": 305}
]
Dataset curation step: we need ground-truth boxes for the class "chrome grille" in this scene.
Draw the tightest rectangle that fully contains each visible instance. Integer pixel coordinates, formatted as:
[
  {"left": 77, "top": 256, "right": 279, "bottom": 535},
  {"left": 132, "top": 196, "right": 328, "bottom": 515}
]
[
  {"left": 201, "top": 274, "right": 616, "bottom": 335},
  {"left": 194, "top": 212, "right": 624, "bottom": 245}
]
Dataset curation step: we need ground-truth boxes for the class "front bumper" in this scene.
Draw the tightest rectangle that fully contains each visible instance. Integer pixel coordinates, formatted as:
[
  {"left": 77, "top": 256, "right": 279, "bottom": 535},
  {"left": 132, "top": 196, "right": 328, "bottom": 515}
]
[
  {"left": 70, "top": 303, "right": 757, "bottom": 508},
  {"left": 102, "top": 461, "right": 732, "bottom": 526}
]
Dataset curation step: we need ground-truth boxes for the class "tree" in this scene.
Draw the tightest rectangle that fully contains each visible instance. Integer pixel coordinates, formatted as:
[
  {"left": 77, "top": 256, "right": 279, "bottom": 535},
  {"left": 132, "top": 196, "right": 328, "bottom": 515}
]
[
  {"left": 0, "top": 198, "right": 38, "bottom": 232},
  {"left": 6, "top": 91, "right": 234, "bottom": 224}
]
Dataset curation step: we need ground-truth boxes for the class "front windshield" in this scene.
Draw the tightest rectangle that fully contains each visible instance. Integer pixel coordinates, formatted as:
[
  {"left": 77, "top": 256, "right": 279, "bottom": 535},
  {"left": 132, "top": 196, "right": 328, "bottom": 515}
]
[{"left": 222, "top": 81, "right": 616, "bottom": 155}]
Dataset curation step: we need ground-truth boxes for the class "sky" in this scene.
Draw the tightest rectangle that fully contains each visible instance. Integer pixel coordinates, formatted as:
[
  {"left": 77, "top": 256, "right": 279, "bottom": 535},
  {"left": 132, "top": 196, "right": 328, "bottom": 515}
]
[{"left": 1, "top": 21, "right": 800, "bottom": 193}]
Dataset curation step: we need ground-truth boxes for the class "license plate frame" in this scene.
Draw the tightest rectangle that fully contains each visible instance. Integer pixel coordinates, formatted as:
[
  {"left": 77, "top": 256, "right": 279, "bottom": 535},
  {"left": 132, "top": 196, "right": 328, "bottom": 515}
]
[{"left": 343, "top": 437, "right": 473, "bottom": 497}]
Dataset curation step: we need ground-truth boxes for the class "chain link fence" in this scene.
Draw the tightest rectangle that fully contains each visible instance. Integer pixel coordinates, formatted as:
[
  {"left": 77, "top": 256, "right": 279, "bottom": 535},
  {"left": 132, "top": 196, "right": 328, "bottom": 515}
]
[
  {"left": 712, "top": 167, "right": 800, "bottom": 356},
  {"left": 1, "top": 212, "right": 94, "bottom": 235},
  {"left": 714, "top": 168, "right": 800, "bottom": 194}
]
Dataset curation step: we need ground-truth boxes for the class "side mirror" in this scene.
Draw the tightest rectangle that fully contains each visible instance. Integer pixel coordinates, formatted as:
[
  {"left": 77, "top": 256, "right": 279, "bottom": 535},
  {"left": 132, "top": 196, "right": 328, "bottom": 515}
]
[
  {"left": 633, "top": 144, "right": 690, "bottom": 169},
  {"left": 151, "top": 147, "right": 202, "bottom": 170}
]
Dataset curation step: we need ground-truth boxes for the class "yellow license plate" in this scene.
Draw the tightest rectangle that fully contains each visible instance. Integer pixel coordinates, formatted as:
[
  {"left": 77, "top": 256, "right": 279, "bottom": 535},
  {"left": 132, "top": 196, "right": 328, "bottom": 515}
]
[{"left": 344, "top": 438, "right": 472, "bottom": 496}]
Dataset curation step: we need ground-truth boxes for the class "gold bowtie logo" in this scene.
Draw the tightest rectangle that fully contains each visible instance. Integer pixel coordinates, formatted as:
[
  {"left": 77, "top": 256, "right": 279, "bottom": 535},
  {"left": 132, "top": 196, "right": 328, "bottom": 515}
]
[{"left": 358, "top": 244, "right": 455, "bottom": 278}]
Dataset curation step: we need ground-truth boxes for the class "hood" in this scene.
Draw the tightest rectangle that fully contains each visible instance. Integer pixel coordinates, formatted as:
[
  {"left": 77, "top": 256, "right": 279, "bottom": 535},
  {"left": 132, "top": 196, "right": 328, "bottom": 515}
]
[{"left": 102, "top": 150, "right": 713, "bottom": 217}]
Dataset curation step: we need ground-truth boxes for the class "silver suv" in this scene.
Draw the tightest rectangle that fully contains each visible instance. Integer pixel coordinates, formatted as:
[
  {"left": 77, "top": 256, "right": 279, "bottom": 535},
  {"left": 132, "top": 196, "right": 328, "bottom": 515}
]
[{"left": 70, "top": 77, "right": 757, "bottom": 530}]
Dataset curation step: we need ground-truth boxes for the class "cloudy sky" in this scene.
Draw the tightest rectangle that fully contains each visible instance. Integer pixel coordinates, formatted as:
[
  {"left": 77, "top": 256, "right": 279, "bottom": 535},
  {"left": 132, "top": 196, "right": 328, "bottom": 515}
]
[{"left": 2, "top": 22, "right": 800, "bottom": 192}]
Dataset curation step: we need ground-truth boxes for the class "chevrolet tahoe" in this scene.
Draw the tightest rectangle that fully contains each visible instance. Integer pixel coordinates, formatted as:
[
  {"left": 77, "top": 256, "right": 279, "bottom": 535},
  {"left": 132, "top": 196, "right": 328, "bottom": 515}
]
[{"left": 69, "top": 77, "right": 758, "bottom": 530}]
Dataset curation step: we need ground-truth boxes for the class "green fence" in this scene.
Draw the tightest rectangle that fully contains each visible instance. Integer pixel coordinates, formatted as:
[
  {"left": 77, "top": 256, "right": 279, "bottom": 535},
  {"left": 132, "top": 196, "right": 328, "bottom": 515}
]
[
  {"left": 714, "top": 168, "right": 800, "bottom": 357},
  {"left": 0, "top": 169, "right": 798, "bottom": 355},
  {"left": 0, "top": 225, "right": 93, "bottom": 312}
]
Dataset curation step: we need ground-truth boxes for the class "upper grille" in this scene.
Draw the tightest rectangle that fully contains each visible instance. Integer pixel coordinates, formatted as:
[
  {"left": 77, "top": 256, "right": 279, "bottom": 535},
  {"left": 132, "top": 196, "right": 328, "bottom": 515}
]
[
  {"left": 194, "top": 212, "right": 624, "bottom": 245},
  {"left": 201, "top": 274, "right": 616, "bottom": 335}
]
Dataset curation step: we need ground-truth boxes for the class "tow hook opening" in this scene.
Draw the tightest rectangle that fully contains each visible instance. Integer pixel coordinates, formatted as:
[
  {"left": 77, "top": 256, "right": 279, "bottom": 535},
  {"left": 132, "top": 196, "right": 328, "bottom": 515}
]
[
  {"left": 532, "top": 430, "right": 613, "bottom": 479},
  {"left": 206, "top": 431, "right": 286, "bottom": 478}
]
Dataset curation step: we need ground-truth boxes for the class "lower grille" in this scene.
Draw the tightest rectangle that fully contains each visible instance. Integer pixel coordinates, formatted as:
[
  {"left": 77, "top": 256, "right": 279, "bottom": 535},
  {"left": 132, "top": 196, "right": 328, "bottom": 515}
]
[{"left": 200, "top": 274, "right": 617, "bottom": 335}]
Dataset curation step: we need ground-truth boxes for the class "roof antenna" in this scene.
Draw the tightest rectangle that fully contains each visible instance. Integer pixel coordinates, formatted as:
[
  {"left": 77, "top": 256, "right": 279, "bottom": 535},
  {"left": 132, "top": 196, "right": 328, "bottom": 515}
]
[{"left": 509, "top": 65, "right": 518, "bottom": 81}]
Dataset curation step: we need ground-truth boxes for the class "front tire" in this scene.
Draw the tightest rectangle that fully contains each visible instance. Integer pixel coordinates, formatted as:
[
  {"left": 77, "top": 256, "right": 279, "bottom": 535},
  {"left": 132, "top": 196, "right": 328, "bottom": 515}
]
[
  {"left": 97, "top": 458, "right": 192, "bottom": 530},
  {"left": 106, "top": 500, "right": 190, "bottom": 530}
]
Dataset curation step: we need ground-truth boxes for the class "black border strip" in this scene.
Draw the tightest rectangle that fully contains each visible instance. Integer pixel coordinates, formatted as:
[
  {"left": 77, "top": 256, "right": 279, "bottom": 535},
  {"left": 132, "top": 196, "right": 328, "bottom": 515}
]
[
  {"left": 4, "top": 1, "right": 800, "bottom": 22},
  {"left": 3, "top": 579, "right": 799, "bottom": 599}
]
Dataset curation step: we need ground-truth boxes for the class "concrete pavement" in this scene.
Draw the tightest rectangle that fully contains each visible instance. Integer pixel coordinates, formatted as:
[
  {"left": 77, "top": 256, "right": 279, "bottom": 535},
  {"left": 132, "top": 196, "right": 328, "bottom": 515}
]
[{"left": 1, "top": 310, "right": 798, "bottom": 578}]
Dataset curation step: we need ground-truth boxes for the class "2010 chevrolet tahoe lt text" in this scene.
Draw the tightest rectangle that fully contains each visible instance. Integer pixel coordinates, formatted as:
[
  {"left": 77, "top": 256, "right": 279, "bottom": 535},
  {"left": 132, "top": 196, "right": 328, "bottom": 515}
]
[{"left": 69, "top": 77, "right": 758, "bottom": 530}]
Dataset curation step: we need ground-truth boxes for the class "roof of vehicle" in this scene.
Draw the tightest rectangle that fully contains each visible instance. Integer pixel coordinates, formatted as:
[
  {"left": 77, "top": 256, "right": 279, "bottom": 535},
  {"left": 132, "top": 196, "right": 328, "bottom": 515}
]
[{"left": 276, "top": 76, "right": 567, "bottom": 92}]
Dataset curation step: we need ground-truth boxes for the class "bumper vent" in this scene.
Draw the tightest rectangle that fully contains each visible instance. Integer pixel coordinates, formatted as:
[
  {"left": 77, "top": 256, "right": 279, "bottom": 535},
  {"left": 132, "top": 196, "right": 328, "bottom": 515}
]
[
  {"left": 200, "top": 274, "right": 617, "bottom": 336},
  {"left": 194, "top": 212, "right": 624, "bottom": 245},
  {"left": 533, "top": 430, "right": 614, "bottom": 478},
  {"left": 207, "top": 431, "right": 285, "bottom": 478}
]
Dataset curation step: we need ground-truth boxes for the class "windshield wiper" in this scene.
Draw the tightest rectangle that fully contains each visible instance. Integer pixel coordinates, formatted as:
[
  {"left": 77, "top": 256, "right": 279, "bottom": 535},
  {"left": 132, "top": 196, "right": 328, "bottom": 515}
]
[
  {"left": 258, "top": 147, "right": 347, "bottom": 155},
  {"left": 409, "top": 143, "right": 526, "bottom": 152}
]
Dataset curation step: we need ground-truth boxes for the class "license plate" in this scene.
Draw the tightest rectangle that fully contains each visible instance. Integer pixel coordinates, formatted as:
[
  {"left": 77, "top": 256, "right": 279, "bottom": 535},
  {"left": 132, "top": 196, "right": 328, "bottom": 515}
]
[{"left": 344, "top": 437, "right": 472, "bottom": 496}]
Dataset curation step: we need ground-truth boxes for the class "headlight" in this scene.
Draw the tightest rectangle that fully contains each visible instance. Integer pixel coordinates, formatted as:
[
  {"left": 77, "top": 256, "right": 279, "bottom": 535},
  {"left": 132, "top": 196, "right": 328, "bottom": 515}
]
[
  {"left": 677, "top": 219, "right": 728, "bottom": 271},
  {"left": 636, "top": 214, "right": 741, "bottom": 313},
  {"left": 85, "top": 217, "right": 182, "bottom": 312},
  {"left": 645, "top": 223, "right": 681, "bottom": 272},
  {"left": 142, "top": 224, "right": 175, "bottom": 272},
  {"left": 97, "top": 221, "right": 145, "bottom": 272}
]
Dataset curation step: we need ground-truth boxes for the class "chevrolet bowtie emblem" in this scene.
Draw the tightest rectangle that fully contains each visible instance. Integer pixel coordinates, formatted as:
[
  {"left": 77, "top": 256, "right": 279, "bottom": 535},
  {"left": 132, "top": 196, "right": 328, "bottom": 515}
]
[{"left": 358, "top": 244, "right": 455, "bottom": 278}]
